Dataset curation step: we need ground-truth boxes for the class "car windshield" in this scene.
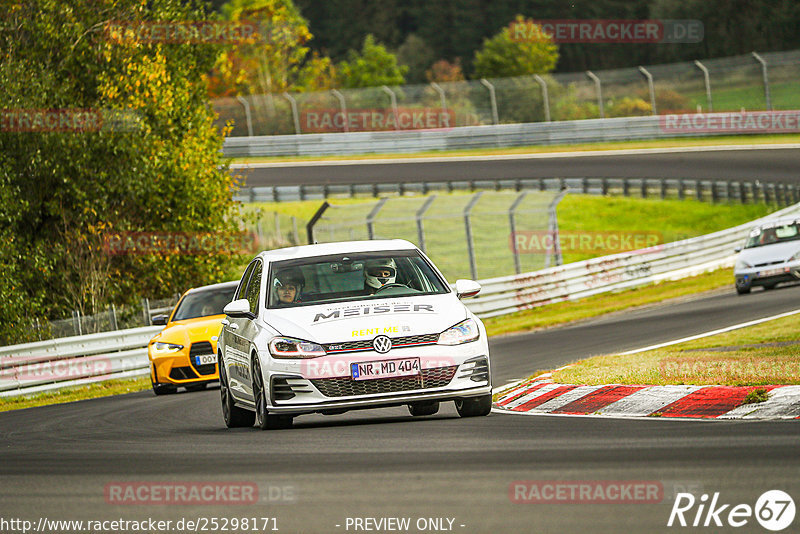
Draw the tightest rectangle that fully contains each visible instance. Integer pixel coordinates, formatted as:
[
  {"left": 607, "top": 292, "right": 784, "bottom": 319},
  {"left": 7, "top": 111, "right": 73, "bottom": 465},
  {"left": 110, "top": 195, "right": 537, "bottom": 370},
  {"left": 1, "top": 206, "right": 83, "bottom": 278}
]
[
  {"left": 267, "top": 250, "right": 449, "bottom": 308},
  {"left": 744, "top": 221, "right": 800, "bottom": 248},
  {"left": 171, "top": 286, "right": 237, "bottom": 321}
]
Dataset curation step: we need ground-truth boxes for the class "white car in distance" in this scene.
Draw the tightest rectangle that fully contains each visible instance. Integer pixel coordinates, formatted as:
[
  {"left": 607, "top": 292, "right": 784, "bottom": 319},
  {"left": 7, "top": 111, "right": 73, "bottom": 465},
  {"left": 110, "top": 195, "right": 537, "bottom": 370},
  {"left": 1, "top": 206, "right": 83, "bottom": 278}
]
[
  {"left": 217, "top": 239, "right": 492, "bottom": 430},
  {"left": 734, "top": 217, "right": 800, "bottom": 294}
]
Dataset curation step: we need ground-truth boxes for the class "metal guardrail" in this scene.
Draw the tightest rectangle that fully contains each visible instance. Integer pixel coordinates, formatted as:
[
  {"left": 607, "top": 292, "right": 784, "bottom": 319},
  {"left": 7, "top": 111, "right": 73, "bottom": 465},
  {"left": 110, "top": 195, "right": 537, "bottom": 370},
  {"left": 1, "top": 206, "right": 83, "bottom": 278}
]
[
  {"left": 234, "top": 177, "right": 800, "bottom": 205},
  {"left": 223, "top": 113, "right": 800, "bottom": 158},
  {"left": 2, "top": 201, "right": 799, "bottom": 398},
  {"left": 0, "top": 326, "right": 161, "bottom": 397}
]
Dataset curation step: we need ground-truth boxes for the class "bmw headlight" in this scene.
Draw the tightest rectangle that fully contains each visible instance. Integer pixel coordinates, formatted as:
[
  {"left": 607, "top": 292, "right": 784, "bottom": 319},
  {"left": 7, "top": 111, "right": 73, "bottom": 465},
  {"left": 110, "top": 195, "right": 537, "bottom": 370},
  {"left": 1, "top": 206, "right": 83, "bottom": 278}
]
[
  {"left": 269, "top": 337, "right": 326, "bottom": 359},
  {"left": 438, "top": 318, "right": 480, "bottom": 345},
  {"left": 735, "top": 259, "right": 752, "bottom": 271},
  {"left": 152, "top": 342, "right": 183, "bottom": 354}
]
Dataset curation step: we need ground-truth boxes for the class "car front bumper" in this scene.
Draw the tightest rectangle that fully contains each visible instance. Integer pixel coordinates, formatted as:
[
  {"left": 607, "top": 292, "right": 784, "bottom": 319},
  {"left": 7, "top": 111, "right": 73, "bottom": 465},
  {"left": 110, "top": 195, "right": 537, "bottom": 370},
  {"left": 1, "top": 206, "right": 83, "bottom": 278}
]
[{"left": 734, "top": 263, "right": 800, "bottom": 288}]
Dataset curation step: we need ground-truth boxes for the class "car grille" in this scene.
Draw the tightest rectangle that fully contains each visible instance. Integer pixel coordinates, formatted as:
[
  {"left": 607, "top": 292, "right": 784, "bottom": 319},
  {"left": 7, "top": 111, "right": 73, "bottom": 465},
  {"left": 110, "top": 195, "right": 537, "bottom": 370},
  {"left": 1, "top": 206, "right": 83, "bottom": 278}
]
[
  {"left": 323, "top": 333, "right": 438, "bottom": 354},
  {"left": 754, "top": 260, "right": 785, "bottom": 267},
  {"left": 310, "top": 366, "right": 457, "bottom": 398},
  {"left": 189, "top": 341, "right": 216, "bottom": 375},
  {"left": 169, "top": 366, "right": 197, "bottom": 380}
]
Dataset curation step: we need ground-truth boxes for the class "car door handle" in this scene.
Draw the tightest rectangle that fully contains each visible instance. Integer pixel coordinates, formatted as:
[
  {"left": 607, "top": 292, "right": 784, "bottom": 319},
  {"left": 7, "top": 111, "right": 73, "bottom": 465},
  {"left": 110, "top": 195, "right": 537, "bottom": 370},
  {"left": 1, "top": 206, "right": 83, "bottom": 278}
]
[
  {"left": 228, "top": 323, "right": 239, "bottom": 330},
  {"left": 221, "top": 319, "right": 230, "bottom": 326}
]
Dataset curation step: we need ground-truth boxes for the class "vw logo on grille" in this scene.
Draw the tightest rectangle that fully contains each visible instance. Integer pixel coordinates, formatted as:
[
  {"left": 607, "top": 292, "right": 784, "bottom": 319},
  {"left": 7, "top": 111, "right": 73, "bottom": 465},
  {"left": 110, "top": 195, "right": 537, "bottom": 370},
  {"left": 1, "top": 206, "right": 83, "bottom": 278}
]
[{"left": 372, "top": 335, "right": 392, "bottom": 354}]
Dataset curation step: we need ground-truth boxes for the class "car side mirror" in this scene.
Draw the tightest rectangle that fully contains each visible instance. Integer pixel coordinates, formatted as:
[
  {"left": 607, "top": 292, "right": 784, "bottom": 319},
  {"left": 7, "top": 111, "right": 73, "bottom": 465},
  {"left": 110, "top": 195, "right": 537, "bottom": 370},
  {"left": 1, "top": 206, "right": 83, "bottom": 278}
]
[
  {"left": 734, "top": 247, "right": 742, "bottom": 253},
  {"left": 224, "top": 298, "right": 252, "bottom": 318},
  {"left": 455, "top": 279, "right": 481, "bottom": 299},
  {"left": 151, "top": 314, "right": 168, "bottom": 326}
]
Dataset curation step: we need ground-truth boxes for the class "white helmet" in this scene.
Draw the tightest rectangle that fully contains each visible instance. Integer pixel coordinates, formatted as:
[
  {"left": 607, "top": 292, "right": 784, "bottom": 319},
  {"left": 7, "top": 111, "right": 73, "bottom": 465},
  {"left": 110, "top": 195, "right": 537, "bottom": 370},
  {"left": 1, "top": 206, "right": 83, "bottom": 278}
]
[{"left": 364, "top": 258, "right": 397, "bottom": 290}]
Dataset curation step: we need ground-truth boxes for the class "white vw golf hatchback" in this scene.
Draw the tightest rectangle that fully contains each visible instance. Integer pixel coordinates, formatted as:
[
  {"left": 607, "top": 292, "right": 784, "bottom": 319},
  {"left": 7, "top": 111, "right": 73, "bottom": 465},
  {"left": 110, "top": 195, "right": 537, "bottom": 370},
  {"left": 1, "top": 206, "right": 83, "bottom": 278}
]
[{"left": 217, "top": 239, "right": 492, "bottom": 429}]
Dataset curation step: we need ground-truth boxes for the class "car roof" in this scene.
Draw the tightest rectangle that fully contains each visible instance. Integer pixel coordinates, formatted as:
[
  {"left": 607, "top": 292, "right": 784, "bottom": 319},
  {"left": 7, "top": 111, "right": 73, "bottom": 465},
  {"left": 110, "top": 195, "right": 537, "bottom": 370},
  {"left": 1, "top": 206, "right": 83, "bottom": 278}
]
[
  {"left": 254, "top": 239, "right": 420, "bottom": 263},
  {"left": 184, "top": 280, "right": 240, "bottom": 294}
]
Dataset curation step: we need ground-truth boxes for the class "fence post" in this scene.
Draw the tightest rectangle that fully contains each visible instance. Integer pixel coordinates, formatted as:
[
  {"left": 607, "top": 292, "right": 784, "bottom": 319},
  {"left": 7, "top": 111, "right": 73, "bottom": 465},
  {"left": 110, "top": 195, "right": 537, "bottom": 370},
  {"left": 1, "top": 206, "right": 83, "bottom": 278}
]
[
  {"left": 545, "top": 188, "right": 568, "bottom": 267},
  {"left": 109, "top": 304, "right": 118, "bottom": 331},
  {"left": 602, "top": 178, "right": 608, "bottom": 196},
  {"left": 381, "top": 85, "right": 400, "bottom": 130},
  {"left": 586, "top": 71, "right": 604, "bottom": 118},
  {"left": 480, "top": 79, "right": 499, "bottom": 125},
  {"left": 693, "top": 60, "right": 713, "bottom": 112},
  {"left": 751, "top": 52, "right": 772, "bottom": 111},
  {"left": 752, "top": 182, "right": 760, "bottom": 203},
  {"left": 366, "top": 198, "right": 388, "bottom": 240},
  {"left": 763, "top": 182, "right": 771, "bottom": 204},
  {"left": 142, "top": 298, "right": 151, "bottom": 326},
  {"left": 660, "top": 179, "right": 667, "bottom": 199},
  {"left": 282, "top": 92, "right": 301, "bottom": 134},
  {"left": 331, "top": 89, "right": 349, "bottom": 132},
  {"left": 464, "top": 192, "right": 483, "bottom": 280},
  {"left": 739, "top": 182, "right": 747, "bottom": 204},
  {"left": 696, "top": 180, "right": 703, "bottom": 201},
  {"left": 508, "top": 191, "right": 528, "bottom": 274},
  {"left": 678, "top": 179, "right": 685, "bottom": 200},
  {"left": 416, "top": 195, "right": 436, "bottom": 253},
  {"left": 236, "top": 96, "right": 254, "bottom": 137},
  {"left": 623, "top": 178, "right": 629, "bottom": 197},
  {"left": 430, "top": 82, "right": 447, "bottom": 114},
  {"left": 72, "top": 310, "right": 81, "bottom": 336},
  {"left": 306, "top": 201, "right": 330, "bottom": 244},
  {"left": 533, "top": 74, "right": 551, "bottom": 122},
  {"left": 638, "top": 66, "right": 657, "bottom": 115},
  {"left": 640, "top": 178, "right": 648, "bottom": 198}
]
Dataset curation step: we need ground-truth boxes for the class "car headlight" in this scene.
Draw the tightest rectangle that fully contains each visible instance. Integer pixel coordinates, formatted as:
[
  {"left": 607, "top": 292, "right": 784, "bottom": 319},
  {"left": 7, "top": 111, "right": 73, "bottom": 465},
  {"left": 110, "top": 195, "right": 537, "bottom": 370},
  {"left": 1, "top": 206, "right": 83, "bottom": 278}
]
[
  {"left": 269, "top": 337, "right": 326, "bottom": 359},
  {"left": 438, "top": 318, "right": 480, "bottom": 345},
  {"left": 152, "top": 342, "right": 183, "bottom": 354},
  {"left": 735, "top": 259, "right": 752, "bottom": 270},
  {"left": 789, "top": 252, "right": 800, "bottom": 262}
]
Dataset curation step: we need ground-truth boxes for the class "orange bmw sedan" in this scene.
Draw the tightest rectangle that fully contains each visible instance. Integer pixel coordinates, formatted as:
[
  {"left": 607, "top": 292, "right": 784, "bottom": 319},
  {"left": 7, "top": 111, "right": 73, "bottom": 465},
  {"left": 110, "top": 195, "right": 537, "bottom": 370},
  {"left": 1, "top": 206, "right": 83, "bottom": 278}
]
[{"left": 148, "top": 281, "right": 238, "bottom": 395}]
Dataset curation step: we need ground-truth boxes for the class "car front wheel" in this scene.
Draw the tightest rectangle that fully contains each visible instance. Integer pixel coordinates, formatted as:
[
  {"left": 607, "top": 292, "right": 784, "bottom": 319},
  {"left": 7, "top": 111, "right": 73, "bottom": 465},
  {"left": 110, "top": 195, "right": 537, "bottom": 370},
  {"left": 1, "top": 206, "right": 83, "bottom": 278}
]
[
  {"left": 252, "top": 355, "right": 293, "bottom": 430},
  {"left": 454, "top": 394, "right": 492, "bottom": 417},
  {"left": 219, "top": 353, "right": 255, "bottom": 428}
]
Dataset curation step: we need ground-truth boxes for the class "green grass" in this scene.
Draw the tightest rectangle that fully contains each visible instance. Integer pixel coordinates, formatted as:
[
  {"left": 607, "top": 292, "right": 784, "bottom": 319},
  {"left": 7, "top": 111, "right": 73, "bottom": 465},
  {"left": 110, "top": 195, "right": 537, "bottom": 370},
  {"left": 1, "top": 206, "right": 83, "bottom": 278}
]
[
  {"left": 550, "top": 311, "right": 800, "bottom": 386},
  {"left": 229, "top": 133, "right": 800, "bottom": 164},
  {"left": 484, "top": 268, "right": 732, "bottom": 337},
  {"left": 243, "top": 192, "right": 776, "bottom": 281},
  {"left": 685, "top": 81, "right": 800, "bottom": 112},
  {"left": 0, "top": 376, "right": 151, "bottom": 412}
]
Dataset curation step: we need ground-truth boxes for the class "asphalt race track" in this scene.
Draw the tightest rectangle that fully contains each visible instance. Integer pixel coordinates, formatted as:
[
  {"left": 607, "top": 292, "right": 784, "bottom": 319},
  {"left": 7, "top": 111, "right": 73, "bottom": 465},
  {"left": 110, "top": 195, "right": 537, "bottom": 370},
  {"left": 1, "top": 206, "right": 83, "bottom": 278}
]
[
  {"left": 235, "top": 146, "right": 800, "bottom": 187},
  {"left": 2, "top": 284, "right": 799, "bottom": 533}
]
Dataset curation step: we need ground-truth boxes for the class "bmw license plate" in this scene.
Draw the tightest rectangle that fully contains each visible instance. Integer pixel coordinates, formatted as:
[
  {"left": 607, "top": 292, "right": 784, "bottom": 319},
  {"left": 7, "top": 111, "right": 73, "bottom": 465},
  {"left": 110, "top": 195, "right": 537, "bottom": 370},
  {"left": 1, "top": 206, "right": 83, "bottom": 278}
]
[
  {"left": 194, "top": 354, "right": 216, "bottom": 366},
  {"left": 757, "top": 267, "right": 787, "bottom": 278},
  {"left": 351, "top": 358, "right": 420, "bottom": 381}
]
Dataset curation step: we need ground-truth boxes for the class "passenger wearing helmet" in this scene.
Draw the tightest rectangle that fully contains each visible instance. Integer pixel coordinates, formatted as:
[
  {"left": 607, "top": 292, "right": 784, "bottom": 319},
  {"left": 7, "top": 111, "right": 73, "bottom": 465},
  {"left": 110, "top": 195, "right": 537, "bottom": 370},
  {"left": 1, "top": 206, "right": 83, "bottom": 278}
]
[
  {"left": 274, "top": 269, "right": 304, "bottom": 305},
  {"left": 364, "top": 258, "right": 398, "bottom": 294}
]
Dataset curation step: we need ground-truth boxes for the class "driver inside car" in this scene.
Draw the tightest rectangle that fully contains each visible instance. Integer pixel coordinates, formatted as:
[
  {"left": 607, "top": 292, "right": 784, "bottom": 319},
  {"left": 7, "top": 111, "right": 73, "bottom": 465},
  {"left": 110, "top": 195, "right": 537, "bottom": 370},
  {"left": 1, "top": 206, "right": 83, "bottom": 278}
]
[
  {"left": 274, "top": 269, "right": 305, "bottom": 306},
  {"left": 364, "top": 258, "right": 399, "bottom": 294}
]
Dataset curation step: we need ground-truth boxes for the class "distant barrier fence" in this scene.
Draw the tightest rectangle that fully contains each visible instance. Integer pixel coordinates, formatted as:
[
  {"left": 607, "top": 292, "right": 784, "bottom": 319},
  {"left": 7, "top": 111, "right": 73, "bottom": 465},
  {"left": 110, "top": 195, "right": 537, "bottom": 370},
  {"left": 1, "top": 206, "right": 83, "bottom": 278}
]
[
  {"left": 234, "top": 177, "right": 800, "bottom": 206},
  {"left": 223, "top": 111, "right": 800, "bottom": 158},
  {"left": 216, "top": 49, "right": 800, "bottom": 139},
  {"left": 3, "top": 201, "right": 800, "bottom": 398}
]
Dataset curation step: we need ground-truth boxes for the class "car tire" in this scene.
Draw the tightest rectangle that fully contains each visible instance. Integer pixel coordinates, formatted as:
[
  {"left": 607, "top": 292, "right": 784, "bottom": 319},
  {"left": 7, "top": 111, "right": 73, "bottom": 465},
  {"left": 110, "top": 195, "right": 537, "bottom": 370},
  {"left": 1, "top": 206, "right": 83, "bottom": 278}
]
[
  {"left": 151, "top": 382, "right": 177, "bottom": 396},
  {"left": 454, "top": 394, "right": 492, "bottom": 417},
  {"left": 185, "top": 383, "right": 207, "bottom": 392},
  {"left": 408, "top": 401, "right": 439, "bottom": 416},
  {"left": 736, "top": 285, "right": 751, "bottom": 295},
  {"left": 252, "top": 355, "right": 293, "bottom": 430},
  {"left": 219, "top": 353, "right": 255, "bottom": 428}
]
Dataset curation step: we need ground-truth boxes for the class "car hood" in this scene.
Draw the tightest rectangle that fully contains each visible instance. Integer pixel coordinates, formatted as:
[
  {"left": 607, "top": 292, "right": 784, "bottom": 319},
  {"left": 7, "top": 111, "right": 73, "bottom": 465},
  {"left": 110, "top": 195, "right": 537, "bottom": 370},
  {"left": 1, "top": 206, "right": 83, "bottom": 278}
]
[
  {"left": 738, "top": 241, "right": 800, "bottom": 265},
  {"left": 151, "top": 315, "right": 225, "bottom": 346},
  {"left": 262, "top": 294, "right": 468, "bottom": 344}
]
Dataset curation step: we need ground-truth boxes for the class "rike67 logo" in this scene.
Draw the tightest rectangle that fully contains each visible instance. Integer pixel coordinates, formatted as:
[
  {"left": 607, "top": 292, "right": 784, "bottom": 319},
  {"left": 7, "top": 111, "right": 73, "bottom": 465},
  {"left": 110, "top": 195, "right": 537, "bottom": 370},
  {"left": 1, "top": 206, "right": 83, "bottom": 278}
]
[{"left": 668, "top": 490, "right": 795, "bottom": 531}]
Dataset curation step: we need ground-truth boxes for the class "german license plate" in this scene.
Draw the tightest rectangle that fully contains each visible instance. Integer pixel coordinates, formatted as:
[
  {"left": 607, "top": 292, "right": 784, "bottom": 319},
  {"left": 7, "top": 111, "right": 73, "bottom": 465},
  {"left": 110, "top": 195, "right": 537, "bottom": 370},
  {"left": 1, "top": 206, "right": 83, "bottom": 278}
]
[
  {"left": 757, "top": 268, "right": 786, "bottom": 277},
  {"left": 351, "top": 358, "right": 420, "bottom": 381},
  {"left": 194, "top": 354, "right": 216, "bottom": 366}
]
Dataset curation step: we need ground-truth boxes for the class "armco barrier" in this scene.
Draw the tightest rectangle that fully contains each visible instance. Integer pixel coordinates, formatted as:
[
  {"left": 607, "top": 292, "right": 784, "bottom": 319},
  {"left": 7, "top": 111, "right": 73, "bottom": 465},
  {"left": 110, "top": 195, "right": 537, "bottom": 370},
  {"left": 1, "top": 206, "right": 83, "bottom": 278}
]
[
  {"left": 222, "top": 114, "right": 800, "bottom": 158},
  {"left": 2, "top": 202, "right": 799, "bottom": 397},
  {"left": 0, "top": 326, "right": 161, "bottom": 397}
]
